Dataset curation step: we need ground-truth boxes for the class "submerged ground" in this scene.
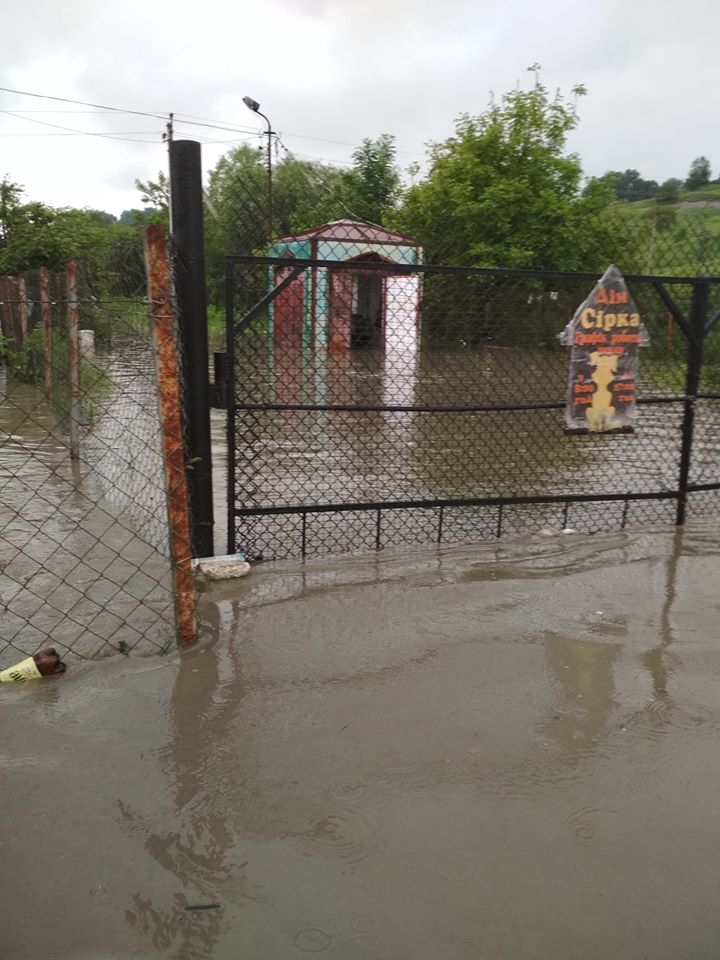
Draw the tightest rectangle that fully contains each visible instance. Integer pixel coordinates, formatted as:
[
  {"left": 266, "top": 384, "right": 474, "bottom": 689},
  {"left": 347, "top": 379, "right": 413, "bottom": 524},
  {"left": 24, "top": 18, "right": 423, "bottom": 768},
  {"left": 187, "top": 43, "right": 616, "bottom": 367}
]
[{"left": 4, "top": 524, "right": 720, "bottom": 959}]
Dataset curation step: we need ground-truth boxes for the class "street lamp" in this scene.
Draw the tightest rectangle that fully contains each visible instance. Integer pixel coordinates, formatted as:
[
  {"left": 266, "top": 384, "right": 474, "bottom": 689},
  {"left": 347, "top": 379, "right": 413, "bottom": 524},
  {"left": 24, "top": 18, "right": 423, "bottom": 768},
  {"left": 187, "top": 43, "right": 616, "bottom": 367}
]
[{"left": 243, "top": 95, "right": 274, "bottom": 243}]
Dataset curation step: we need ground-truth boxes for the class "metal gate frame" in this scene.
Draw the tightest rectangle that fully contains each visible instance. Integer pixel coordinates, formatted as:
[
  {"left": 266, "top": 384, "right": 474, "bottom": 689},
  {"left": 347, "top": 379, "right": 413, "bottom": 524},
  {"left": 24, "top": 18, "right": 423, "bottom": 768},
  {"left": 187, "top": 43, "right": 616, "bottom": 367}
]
[{"left": 224, "top": 255, "right": 720, "bottom": 559}]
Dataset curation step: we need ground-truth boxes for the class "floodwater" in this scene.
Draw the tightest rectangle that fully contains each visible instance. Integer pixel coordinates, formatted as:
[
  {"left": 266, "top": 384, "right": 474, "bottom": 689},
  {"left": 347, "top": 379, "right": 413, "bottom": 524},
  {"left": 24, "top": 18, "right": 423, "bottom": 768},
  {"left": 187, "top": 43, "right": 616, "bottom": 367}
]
[
  {"left": 5, "top": 523, "right": 720, "bottom": 959},
  {"left": 226, "top": 343, "right": 720, "bottom": 559},
  {"left": 0, "top": 358, "right": 175, "bottom": 666}
]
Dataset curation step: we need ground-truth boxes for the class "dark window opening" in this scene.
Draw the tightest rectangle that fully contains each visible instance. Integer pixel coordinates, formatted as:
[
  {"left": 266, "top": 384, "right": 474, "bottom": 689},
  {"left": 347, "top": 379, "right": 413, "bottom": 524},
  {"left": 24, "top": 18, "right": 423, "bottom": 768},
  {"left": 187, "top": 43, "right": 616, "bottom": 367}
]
[{"left": 351, "top": 275, "right": 383, "bottom": 349}]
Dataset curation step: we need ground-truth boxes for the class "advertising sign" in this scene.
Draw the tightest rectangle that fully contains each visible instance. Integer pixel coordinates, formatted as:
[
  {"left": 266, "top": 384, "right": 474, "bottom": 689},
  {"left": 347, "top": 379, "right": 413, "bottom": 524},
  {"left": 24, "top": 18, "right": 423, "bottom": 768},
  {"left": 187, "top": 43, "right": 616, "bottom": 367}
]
[{"left": 560, "top": 265, "right": 649, "bottom": 433}]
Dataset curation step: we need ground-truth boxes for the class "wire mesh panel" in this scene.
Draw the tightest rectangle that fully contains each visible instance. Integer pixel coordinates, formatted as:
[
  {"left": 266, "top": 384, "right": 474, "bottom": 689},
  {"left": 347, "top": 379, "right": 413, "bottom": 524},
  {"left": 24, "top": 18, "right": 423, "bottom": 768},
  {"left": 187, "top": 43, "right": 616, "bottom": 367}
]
[
  {"left": 0, "top": 259, "right": 181, "bottom": 668},
  {"left": 226, "top": 253, "right": 720, "bottom": 561}
]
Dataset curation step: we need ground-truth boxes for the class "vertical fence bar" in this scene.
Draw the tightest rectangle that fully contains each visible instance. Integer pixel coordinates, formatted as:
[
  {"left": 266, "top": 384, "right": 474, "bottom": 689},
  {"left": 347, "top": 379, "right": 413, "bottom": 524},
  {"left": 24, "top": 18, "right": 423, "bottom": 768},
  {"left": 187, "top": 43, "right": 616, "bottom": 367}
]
[
  {"left": 16, "top": 275, "right": 27, "bottom": 350},
  {"left": 144, "top": 224, "right": 198, "bottom": 648},
  {"left": 676, "top": 280, "right": 709, "bottom": 526},
  {"left": 4, "top": 277, "right": 18, "bottom": 349},
  {"left": 225, "top": 260, "right": 237, "bottom": 555},
  {"left": 66, "top": 260, "right": 81, "bottom": 461},
  {"left": 0, "top": 277, "right": 10, "bottom": 346},
  {"left": 40, "top": 267, "right": 52, "bottom": 401}
]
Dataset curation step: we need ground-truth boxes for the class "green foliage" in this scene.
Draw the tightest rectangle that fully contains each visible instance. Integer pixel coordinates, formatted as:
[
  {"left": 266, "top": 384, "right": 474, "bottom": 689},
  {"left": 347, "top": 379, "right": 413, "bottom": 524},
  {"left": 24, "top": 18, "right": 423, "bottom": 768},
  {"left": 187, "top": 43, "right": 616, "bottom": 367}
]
[
  {"left": 1, "top": 325, "right": 44, "bottom": 381},
  {"left": 119, "top": 208, "right": 161, "bottom": 226},
  {"left": 342, "top": 135, "right": 401, "bottom": 224},
  {"left": 602, "top": 199, "right": 720, "bottom": 276},
  {"left": 202, "top": 136, "right": 403, "bottom": 302},
  {"left": 135, "top": 172, "right": 169, "bottom": 226},
  {"left": 0, "top": 177, "right": 145, "bottom": 298},
  {"left": 606, "top": 169, "right": 659, "bottom": 202},
  {"left": 685, "top": 156, "right": 712, "bottom": 191},
  {"left": 0, "top": 177, "right": 61, "bottom": 273},
  {"left": 657, "top": 178, "right": 682, "bottom": 203},
  {"left": 203, "top": 145, "right": 349, "bottom": 302},
  {"left": 394, "top": 76, "right": 621, "bottom": 272}
]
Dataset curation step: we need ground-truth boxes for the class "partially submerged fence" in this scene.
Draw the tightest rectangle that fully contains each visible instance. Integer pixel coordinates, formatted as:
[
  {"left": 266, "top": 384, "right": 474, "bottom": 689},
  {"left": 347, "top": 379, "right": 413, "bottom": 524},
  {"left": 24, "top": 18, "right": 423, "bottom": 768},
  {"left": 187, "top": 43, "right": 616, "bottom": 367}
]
[
  {"left": 224, "top": 253, "right": 720, "bottom": 561},
  {"left": 0, "top": 230, "right": 196, "bottom": 669}
]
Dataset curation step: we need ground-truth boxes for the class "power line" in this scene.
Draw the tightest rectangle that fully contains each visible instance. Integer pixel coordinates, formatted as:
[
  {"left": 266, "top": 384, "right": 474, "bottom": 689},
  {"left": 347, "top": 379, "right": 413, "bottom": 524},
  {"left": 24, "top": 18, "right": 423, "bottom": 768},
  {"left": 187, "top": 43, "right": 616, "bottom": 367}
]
[
  {"left": 0, "top": 109, "right": 253, "bottom": 146},
  {"left": 0, "top": 85, "right": 168, "bottom": 122},
  {"left": 0, "top": 109, "right": 131, "bottom": 115},
  {"left": 0, "top": 110, "right": 163, "bottom": 143},
  {"left": 0, "top": 86, "right": 259, "bottom": 137},
  {"left": 0, "top": 131, "right": 154, "bottom": 138},
  {"left": 0, "top": 84, "right": 427, "bottom": 157}
]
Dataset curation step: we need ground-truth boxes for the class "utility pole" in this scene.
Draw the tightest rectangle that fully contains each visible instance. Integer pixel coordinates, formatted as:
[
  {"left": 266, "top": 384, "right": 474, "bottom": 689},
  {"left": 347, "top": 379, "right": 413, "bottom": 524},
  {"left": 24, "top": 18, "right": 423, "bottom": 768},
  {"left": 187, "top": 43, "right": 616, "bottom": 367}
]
[{"left": 243, "top": 96, "right": 274, "bottom": 242}]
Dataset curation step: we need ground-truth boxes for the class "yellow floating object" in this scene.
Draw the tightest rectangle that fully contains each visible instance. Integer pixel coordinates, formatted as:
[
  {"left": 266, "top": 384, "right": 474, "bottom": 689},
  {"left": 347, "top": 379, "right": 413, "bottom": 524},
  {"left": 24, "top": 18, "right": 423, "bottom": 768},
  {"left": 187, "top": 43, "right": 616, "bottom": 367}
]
[{"left": 0, "top": 656, "right": 42, "bottom": 683}]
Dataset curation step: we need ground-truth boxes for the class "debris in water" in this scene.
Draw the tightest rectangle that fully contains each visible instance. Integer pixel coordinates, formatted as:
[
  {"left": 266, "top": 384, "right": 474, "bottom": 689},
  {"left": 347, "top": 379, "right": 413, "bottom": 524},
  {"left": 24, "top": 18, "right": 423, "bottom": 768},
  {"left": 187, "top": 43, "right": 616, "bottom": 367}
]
[
  {"left": 192, "top": 552, "right": 251, "bottom": 581},
  {"left": 0, "top": 648, "right": 66, "bottom": 683},
  {"left": 184, "top": 903, "right": 221, "bottom": 911}
]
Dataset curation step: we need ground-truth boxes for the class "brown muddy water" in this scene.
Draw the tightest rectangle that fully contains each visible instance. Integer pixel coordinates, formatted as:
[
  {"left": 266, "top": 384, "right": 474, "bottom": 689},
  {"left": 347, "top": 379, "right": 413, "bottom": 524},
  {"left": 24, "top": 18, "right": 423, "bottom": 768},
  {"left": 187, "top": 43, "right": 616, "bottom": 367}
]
[{"left": 4, "top": 524, "right": 720, "bottom": 959}]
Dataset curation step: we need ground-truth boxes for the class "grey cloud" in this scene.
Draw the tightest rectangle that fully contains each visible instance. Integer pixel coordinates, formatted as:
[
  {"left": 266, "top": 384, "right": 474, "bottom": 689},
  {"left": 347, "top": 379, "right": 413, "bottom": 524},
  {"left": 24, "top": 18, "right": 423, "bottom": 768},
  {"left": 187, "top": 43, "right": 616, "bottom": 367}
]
[{"left": 1, "top": 0, "right": 717, "bottom": 213}]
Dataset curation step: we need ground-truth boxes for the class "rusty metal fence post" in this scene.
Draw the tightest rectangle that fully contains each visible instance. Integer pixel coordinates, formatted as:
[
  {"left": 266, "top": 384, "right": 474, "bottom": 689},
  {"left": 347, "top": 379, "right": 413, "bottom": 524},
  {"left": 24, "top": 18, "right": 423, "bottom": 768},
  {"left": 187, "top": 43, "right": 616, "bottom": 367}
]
[
  {"left": 40, "top": 266, "right": 52, "bottom": 400},
  {"left": 144, "top": 224, "right": 198, "bottom": 648},
  {"left": 16, "top": 275, "right": 27, "bottom": 349},
  {"left": 66, "top": 260, "right": 81, "bottom": 460}
]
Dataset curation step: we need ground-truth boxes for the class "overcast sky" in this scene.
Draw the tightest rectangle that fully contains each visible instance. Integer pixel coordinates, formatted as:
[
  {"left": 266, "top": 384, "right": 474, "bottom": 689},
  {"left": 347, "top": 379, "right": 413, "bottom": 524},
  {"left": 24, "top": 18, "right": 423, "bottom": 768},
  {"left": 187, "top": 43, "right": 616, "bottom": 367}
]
[{"left": 1, "top": 0, "right": 716, "bottom": 216}]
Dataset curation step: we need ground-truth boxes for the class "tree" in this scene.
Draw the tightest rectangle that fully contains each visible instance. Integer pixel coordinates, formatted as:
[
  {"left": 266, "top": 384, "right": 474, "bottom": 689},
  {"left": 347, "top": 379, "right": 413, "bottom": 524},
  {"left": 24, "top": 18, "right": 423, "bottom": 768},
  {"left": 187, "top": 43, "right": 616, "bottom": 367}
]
[
  {"left": 394, "top": 75, "right": 619, "bottom": 271},
  {"left": 119, "top": 209, "right": 160, "bottom": 226},
  {"left": 190, "top": 135, "right": 401, "bottom": 302},
  {"left": 135, "top": 171, "right": 170, "bottom": 217},
  {"left": 341, "top": 135, "right": 401, "bottom": 224},
  {"left": 0, "top": 177, "right": 25, "bottom": 244},
  {"left": 685, "top": 156, "right": 711, "bottom": 191},
  {"left": 203, "top": 145, "right": 350, "bottom": 303},
  {"left": 656, "top": 178, "right": 682, "bottom": 204},
  {"left": 0, "top": 177, "right": 63, "bottom": 274},
  {"left": 606, "top": 169, "right": 659, "bottom": 202},
  {"left": 0, "top": 178, "right": 144, "bottom": 296}
]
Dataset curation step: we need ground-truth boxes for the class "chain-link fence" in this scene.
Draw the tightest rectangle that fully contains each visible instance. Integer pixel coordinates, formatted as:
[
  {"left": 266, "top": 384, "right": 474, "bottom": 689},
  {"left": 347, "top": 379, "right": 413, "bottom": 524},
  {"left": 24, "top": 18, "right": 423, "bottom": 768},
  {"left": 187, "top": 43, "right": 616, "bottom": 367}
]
[
  {"left": 224, "top": 237, "right": 720, "bottom": 561},
  {"left": 201, "top": 136, "right": 720, "bottom": 561},
  {"left": 0, "top": 242, "right": 193, "bottom": 669}
]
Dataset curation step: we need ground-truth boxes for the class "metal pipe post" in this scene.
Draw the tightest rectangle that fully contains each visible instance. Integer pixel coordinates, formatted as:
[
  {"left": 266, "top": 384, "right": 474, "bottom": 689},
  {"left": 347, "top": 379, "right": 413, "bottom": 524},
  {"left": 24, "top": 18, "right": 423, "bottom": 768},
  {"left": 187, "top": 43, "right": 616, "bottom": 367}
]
[
  {"left": 255, "top": 109, "right": 273, "bottom": 242},
  {"left": 16, "top": 276, "right": 27, "bottom": 349},
  {"left": 676, "top": 280, "right": 709, "bottom": 525},
  {"left": 169, "top": 139, "right": 214, "bottom": 558},
  {"left": 66, "top": 261, "right": 81, "bottom": 461},
  {"left": 266, "top": 123, "right": 273, "bottom": 243},
  {"left": 225, "top": 260, "right": 237, "bottom": 555},
  {"left": 40, "top": 267, "right": 52, "bottom": 401}
]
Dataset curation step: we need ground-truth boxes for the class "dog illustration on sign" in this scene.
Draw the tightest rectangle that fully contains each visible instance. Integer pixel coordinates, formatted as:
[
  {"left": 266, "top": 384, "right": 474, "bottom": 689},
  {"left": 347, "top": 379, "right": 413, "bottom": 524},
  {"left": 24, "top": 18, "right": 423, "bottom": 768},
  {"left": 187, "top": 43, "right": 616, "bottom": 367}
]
[{"left": 586, "top": 351, "right": 620, "bottom": 432}]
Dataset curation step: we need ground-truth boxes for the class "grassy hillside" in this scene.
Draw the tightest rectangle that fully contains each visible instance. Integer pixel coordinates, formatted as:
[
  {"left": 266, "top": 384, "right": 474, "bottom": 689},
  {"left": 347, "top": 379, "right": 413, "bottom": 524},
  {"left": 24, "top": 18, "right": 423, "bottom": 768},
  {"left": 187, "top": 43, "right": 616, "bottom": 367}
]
[{"left": 617, "top": 188, "right": 720, "bottom": 276}]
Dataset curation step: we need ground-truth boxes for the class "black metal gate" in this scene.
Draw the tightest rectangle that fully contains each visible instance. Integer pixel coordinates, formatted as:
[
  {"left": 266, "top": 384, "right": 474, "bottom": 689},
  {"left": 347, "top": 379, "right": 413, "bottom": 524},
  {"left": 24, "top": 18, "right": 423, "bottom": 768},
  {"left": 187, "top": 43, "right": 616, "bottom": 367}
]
[{"left": 225, "top": 255, "right": 720, "bottom": 561}]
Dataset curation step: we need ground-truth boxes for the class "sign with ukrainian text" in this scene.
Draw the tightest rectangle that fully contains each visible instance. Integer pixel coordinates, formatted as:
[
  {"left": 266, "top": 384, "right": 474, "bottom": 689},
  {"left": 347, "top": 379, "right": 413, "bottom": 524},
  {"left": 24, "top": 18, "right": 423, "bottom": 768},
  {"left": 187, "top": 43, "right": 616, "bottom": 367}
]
[{"left": 560, "top": 265, "right": 648, "bottom": 434}]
